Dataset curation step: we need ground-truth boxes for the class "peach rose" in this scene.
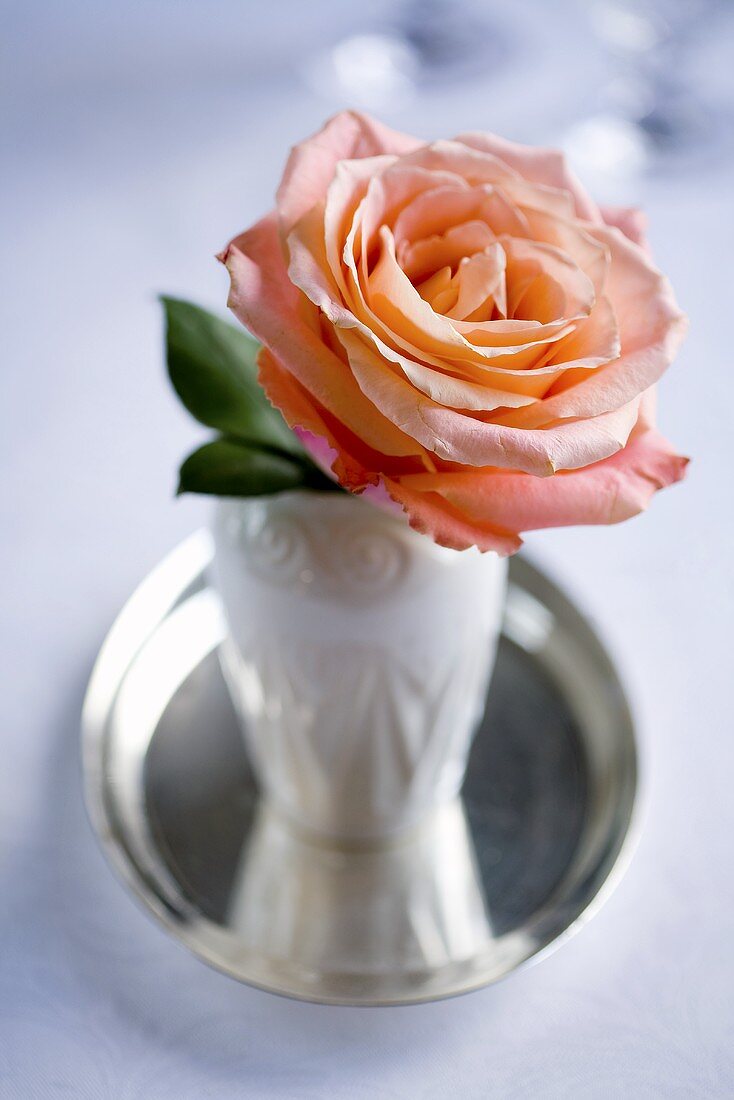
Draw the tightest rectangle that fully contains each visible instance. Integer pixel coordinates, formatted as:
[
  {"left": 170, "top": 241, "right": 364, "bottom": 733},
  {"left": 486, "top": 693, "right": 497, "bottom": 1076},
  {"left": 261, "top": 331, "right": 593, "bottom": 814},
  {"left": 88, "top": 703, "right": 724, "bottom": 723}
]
[{"left": 220, "top": 111, "right": 687, "bottom": 554}]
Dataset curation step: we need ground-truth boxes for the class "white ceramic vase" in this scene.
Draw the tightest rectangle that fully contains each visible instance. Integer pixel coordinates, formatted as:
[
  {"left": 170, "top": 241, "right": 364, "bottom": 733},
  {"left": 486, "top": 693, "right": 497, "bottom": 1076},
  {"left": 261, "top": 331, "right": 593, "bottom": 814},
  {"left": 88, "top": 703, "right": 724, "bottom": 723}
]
[{"left": 211, "top": 491, "right": 507, "bottom": 841}]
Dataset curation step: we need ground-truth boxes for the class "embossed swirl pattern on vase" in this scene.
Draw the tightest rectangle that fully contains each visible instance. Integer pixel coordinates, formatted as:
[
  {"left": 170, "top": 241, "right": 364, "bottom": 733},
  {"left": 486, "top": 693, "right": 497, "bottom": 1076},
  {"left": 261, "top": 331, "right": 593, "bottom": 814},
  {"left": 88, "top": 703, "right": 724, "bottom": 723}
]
[
  {"left": 331, "top": 522, "right": 409, "bottom": 594},
  {"left": 232, "top": 507, "right": 411, "bottom": 601},
  {"left": 233, "top": 510, "right": 310, "bottom": 586}
]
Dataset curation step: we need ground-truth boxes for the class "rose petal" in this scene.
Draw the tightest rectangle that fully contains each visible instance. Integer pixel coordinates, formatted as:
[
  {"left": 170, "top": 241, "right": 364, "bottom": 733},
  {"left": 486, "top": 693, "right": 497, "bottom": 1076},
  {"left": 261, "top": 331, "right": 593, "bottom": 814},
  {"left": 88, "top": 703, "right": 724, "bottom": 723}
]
[
  {"left": 456, "top": 132, "right": 601, "bottom": 222},
  {"left": 519, "top": 207, "right": 610, "bottom": 296},
  {"left": 258, "top": 350, "right": 370, "bottom": 490},
  {"left": 396, "top": 418, "right": 688, "bottom": 534},
  {"left": 323, "top": 154, "right": 396, "bottom": 299},
  {"left": 399, "top": 219, "right": 497, "bottom": 283},
  {"left": 398, "top": 357, "right": 538, "bottom": 411},
  {"left": 392, "top": 182, "right": 529, "bottom": 252},
  {"left": 368, "top": 226, "right": 578, "bottom": 361},
  {"left": 289, "top": 204, "right": 551, "bottom": 392},
  {"left": 502, "top": 230, "right": 687, "bottom": 425},
  {"left": 586, "top": 223, "right": 673, "bottom": 351},
  {"left": 221, "top": 213, "right": 422, "bottom": 459},
  {"left": 337, "top": 325, "right": 642, "bottom": 474},
  {"left": 446, "top": 244, "right": 507, "bottom": 321},
  {"left": 384, "top": 476, "right": 522, "bottom": 555},
  {"left": 601, "top": 204, "right": 648, "bottom": 250},
  {"left": 502, "top": 236, "right": 596, "bottom": 322},
  {"left": 277, "top": 110, "right": 421, "bottom": 237}
]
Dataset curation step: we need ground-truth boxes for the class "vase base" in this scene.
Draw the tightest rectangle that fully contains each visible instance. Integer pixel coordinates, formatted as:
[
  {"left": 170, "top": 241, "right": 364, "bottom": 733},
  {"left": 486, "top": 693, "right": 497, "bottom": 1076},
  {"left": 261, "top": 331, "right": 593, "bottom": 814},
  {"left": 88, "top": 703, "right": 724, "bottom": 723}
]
[{"left": 82, "top": 531, "right": 638, "bottom": 1006}]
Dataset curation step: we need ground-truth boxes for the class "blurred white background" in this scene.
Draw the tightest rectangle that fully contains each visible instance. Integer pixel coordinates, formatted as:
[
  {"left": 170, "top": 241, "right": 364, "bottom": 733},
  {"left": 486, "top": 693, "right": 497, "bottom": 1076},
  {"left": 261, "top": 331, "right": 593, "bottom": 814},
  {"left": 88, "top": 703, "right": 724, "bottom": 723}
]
[{"left": 2, "top": 1, "right": 733, "bottom": 1096}]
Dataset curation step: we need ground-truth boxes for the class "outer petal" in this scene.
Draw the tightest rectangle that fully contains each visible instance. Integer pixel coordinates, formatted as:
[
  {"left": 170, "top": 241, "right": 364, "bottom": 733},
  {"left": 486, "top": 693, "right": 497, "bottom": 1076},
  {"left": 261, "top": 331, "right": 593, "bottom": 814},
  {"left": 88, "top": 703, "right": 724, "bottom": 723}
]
[
  {"left": 257, "top": 349, "right": 372, "bottom": 490},
  {"left": 396, "top": 418, "right": 688, "bottom": 535},
  {"left": 219, "top": 212, "right": 423, "bottom": 460},
  {"left": 601, "top": 205, "right": 648, "bottom": 250},
  {"left": 399, "top": 140, "right": 578, "bottom": 222},
  {"left": 276, "top": 110, "right": 421, "bottom": 236},
  {"left": 455, "top": 132, "right": 601, "bottom": 222},
  {"left": 384, "top": 477, "right": 522, "bottom": 555}
]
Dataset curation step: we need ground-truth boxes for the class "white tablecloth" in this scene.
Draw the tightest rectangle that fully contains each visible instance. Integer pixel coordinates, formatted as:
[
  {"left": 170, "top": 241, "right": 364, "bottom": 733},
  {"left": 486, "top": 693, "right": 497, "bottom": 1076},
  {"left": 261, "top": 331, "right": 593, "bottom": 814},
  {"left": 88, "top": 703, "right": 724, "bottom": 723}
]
[{"left": 2, "top": 2, "right": 732, "bottom": 1096}]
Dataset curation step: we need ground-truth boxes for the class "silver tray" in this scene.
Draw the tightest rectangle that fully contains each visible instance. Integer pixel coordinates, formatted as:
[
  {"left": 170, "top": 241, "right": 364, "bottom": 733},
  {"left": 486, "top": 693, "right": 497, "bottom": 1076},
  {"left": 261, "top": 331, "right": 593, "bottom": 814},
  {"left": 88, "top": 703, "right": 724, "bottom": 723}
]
[{"left": 82, "top": 530, "right": 638, "bottom": 1006}]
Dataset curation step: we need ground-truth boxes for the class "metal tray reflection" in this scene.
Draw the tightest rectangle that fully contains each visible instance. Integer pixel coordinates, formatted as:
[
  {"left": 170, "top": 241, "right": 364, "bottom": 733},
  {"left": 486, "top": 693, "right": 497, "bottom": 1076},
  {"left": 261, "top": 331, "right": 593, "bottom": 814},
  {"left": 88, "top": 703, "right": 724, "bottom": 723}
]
[{"left": 82, "top": 531, "right": 637, "bottom": 1005}]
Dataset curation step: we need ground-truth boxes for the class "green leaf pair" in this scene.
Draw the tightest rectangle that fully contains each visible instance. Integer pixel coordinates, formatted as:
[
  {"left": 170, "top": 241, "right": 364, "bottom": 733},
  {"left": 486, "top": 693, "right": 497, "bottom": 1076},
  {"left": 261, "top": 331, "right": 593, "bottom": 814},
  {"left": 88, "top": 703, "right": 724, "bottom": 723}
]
[{"left": 162, "top": 297, "right": 341, "bottom": 498}]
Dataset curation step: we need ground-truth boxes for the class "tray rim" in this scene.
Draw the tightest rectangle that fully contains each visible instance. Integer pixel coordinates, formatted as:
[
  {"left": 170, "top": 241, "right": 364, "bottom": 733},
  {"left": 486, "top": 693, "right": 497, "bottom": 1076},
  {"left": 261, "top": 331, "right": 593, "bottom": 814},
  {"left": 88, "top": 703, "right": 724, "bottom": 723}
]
[{"left": 81, "top": 529, "right": 641, "bottom": 1006}]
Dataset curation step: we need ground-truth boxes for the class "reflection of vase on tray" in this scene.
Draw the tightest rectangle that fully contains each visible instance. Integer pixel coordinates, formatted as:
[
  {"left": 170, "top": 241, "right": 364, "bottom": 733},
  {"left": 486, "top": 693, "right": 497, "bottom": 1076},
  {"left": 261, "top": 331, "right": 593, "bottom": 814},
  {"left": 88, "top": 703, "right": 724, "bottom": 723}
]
[
  {"left": 213, "top": 492, "right": 507, "bottom": 840},
  {"left": 227, "top": 797, "right": 492, "bottom": 976}
]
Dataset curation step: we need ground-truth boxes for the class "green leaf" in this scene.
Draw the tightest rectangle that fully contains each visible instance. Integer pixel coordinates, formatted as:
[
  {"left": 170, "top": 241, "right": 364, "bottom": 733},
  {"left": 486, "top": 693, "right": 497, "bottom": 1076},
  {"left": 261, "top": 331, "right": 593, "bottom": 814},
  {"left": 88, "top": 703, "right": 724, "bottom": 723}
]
[
  {"left": 161, "top": 296, "right": 304, "bottom": 458},
  {"left": 177, "top": 438, "right": 313, "bottom": 498}
]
